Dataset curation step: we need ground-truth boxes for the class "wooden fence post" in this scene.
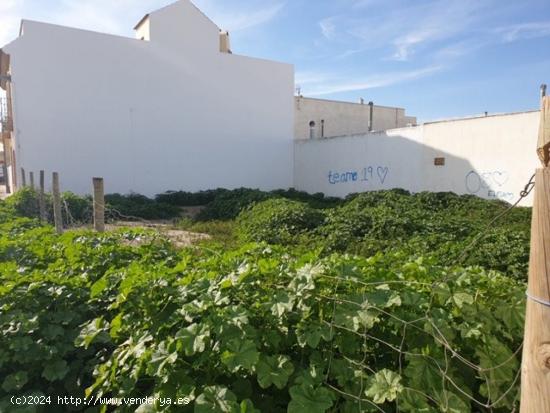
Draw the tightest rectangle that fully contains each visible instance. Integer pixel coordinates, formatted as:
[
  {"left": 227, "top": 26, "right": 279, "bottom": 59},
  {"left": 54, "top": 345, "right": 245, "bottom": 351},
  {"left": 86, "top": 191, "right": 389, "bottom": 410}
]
[
  {"left": 52, "top": 172, "right": 63, "bottom": 234},
  {"left": 521, "top": 95, "right": 550, "bottom": 412},
  {"left": 520, "top": 169, "right": 550, "bottom": 412},
  {"left": 92, "top": 177, "right": 105, "bottom": 232},
  {"left": 20, "top": 168, "right": 26, "bottom": 187},
  {"left": 39, "top": 170, "right": 45, "bottom": 222},
  {"left": 29, "top": 172, "right": 34, "bottom": 189}
]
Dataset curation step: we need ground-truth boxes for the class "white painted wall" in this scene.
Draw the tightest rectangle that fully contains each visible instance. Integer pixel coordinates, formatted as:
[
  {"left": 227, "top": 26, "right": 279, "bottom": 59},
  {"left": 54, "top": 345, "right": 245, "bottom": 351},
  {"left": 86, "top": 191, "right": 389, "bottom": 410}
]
[
  {"left": 294, "top": 111, "right": 540, "bottom": 206},
  {"left": 295, "top": 96, "right": 416, "bottom": 140},
  {"left": 3, "top": 0, "right": 294, "bottom": 196}
]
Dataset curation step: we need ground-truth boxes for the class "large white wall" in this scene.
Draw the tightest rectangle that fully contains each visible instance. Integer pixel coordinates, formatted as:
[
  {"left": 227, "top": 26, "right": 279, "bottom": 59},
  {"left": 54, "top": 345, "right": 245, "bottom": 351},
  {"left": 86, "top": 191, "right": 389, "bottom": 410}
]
[
  {"left": 294, "top": 111, "right": 540, "bottom": 206},
  {"left": 3, "top": 0, "right": 294, "bottom": 196}
]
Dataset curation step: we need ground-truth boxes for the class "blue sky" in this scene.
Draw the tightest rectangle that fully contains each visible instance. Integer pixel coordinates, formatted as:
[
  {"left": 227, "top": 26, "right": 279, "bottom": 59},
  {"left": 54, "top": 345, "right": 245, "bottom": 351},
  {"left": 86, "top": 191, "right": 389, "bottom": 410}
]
[{"left": 1, "top": 0, "right": 549, "bottom": 121}]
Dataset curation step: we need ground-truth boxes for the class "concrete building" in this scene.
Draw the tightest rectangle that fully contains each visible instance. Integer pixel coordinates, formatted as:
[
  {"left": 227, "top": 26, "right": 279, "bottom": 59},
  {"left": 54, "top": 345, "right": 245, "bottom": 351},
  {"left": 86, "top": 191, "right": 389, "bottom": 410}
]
[
  {"left": 0, "top": 0, "right": 542, "bottom": 207},
  {"left": 0, "top": 0, "right": 294, "bottom": 196},
  {"left": 295, "top": 96, "right": 416, "bottom": 140},
  {"left": 294, "top": 110, "right": 540, "bottom": 206}
]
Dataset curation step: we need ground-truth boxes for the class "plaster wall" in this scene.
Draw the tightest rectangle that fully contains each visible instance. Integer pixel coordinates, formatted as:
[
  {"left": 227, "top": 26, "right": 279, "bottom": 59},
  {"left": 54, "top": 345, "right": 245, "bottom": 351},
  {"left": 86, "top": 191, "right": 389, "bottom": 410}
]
[
  {"left": 294, "top": 111, "right": 540, "bottom": 206},
  {"left": 2, "top": 0, "right": 294, "bottom": 196}
]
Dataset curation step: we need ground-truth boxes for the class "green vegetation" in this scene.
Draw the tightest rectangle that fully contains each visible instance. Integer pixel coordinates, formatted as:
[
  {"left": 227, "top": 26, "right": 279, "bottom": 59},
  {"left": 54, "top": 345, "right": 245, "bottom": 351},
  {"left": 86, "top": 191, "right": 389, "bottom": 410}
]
[
  {"left": 3, "top": 188, "right": 182, "bottom": 223},
  {"left": 0, "top": 188, "right": 531, "bottom": 412},
  {"left": 233, "top": 190, "right": 530, "bottom": 280},
  {"left": 237, "top": 198, "right": 325, "bottom": 244}
]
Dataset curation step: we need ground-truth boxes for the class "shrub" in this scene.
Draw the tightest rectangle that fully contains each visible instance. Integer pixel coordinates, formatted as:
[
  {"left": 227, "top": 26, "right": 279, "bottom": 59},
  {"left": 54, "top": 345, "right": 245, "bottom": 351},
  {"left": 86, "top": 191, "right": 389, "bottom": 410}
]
[
  {"left": 237, "top": 198, "right": 325, "bottom": 244},
  {"left": 155, "top": 188, "right": 230, "bottom": 206},
  {"left": 3, "top": 187, "right": 41, "bottom": 218},
  {"left": 316, "top": 192, "right": 426, "bottom": 253},
  {"left": 105, "top": 193, "right": 181, "bottom": 220},
  {"left": 157, "top": 188, "right": 344, "bottom": 216},
  {"left": 197, "top": 188, "right": 274, "bottom": 221},
  {"left": 269, "top": 188, "right": 343, "bottom": 209},
  {"left": 455, "top": 228, "right": 530, "bottom": 279},
  {"left": 61, "top": 192, "right": 93, "bottom": 225},
  {"left": 3, "top": 187, "right": 92, "bottom": 225}
]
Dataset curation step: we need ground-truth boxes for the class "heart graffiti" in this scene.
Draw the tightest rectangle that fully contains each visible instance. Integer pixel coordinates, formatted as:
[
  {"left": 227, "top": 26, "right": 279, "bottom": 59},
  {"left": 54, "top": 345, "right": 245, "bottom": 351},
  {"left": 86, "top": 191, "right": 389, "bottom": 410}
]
[
  {"left": 377, "top": 167, "right": 389, "bottom": 184},
  {"left": 465, "top": 170, "right": 510, "bottom": 195}
]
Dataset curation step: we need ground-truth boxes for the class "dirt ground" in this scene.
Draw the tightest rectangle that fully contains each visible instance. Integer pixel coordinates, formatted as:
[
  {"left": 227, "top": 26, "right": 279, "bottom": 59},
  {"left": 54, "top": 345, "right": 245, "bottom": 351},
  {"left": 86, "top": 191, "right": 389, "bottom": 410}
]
[{"left": 100, "top": 221, "right": 211, "bottom": 248}]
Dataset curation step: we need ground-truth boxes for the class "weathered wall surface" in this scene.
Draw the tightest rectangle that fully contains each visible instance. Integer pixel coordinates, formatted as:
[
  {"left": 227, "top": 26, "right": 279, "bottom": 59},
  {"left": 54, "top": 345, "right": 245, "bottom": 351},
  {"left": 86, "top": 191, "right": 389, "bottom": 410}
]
[
  {"left": 4, "top": 0, "right": 294, "bottom": 196},
  {"left": 295, "top": 96, "right": 416, "bottom": 140},
  {"left": 294, "top": 111, "right": 540, "bottom": 206}
]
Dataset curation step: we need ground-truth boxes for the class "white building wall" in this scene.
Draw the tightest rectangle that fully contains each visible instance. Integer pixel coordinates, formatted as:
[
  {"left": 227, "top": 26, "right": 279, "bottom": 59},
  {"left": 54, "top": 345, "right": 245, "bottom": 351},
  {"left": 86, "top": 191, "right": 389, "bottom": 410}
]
[
  {"left": 294, "top": 111, "right": 540, "bottom": 206},
  {"left": 294, "top": 96, "right": 416, "bottom": 140},
  {"left": 3, "top": 0, "right": 294, "bottom": 196}
]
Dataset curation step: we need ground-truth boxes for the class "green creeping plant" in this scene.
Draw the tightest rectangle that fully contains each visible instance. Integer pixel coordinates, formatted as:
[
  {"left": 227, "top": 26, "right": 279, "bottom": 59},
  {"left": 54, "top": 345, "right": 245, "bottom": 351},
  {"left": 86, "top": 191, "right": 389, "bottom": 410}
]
[{"left": 0, "top": 190, "right": 529, "bottom": 412}]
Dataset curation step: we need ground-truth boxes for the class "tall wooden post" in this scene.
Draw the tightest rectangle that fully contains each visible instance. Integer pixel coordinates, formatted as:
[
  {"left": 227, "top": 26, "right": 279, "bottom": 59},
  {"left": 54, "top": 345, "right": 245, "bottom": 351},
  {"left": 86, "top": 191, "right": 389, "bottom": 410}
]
[
  {"left": 521, "top": 95, "right": 550, "bottom": 412},
  {"left": 29, "top": 172, "right": 34, "bottom": 189},
  {"left": 521, "top": 169, "right": 550, "bottom": 412},
  {"left": 20, "top": 168, "right": 26, "bottom": 187},
  {"left": 39, "top": 170, "right": 46, "bottom": 222},
  {"left": 52, "top": 172, "right": 63, "bottom": 234},
  {"left": 92, "top": 177, "right": 105, "bottom": 232}
]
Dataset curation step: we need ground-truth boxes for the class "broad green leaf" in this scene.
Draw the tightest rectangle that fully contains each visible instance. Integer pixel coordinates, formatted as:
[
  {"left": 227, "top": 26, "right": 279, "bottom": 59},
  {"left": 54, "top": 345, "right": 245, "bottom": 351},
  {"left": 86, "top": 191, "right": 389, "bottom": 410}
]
[
  {"left": 297, "top": 321, "right": 333, "bottom": 349},
  {"left": 365, "top": 369, "right": 403, "bottom": 404},
  {"left": 110, "top": 313, "right": 123, "bottom": 338},
  {"left": 398, "top": 388, "right": 436, "bottom": 413},
  {"left": 42, "top": 359, "right": 69, "bottom": 382},
  {"left": 476, "top": 337, "right": 518, "bottom": 406},
  {"left": 176, "top": 323, "right": 210, "bottom": 356},
  {"left": 221, "top": 339, "right": 259, "bottom": 373},
  {"left": 256, "top": 355, "right": 294, "bottom": 389},
  {"left": 75, "top": 317, "right": 110, "bottom": 349},
  {"left": 436, "top": 391, "right": 470, "bottom": 413},
  {"left": 147, "top": 341, "right": 178, "bottom": 378},
  {"left": 90, "top": 276, "right": 108, "bottom": 298},
  {"left": 450, "top": 292, "right": 474, "bottom": 308},
  {"left": 2, "top": 371, "right": 28, "bottom": 392},
  {"left": 194, "top": 386, "right": 239, "bottom": 413},
  {"left": 404, "top": 354, "right": 443, "bottom": 397},
  {"left": 239, "top": 399, "right": 260, "bottom": 413},
  {"left": 288, "top": 384, "right": 333, "bottom": 413},
  {"left": 271, "top": 291, "right": 294, "bottom": 317}
]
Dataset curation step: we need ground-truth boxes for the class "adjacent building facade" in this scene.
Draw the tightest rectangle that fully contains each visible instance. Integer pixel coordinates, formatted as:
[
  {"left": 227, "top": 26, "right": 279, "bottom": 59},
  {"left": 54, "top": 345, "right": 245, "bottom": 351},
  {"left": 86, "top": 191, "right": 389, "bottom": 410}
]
[
  {"left": 295, "top": 96, "right": 416, "bottom": 140},
  {"left": 0, "top": 0, "right": 295, "bottom": 196}
]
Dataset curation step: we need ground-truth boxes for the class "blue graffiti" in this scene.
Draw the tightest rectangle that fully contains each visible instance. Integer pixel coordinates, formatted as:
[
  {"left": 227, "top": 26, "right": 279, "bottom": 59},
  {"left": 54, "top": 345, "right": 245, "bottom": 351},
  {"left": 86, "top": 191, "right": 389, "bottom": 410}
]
[
  {"left": 465, "top": 170, "right": 513, "bottom": 201},
  {"left": 328, "top": 171, "right": 358, "bottom": 184},
  {"left": 329, "top": 166, "right": 389, "bottom": 185}
]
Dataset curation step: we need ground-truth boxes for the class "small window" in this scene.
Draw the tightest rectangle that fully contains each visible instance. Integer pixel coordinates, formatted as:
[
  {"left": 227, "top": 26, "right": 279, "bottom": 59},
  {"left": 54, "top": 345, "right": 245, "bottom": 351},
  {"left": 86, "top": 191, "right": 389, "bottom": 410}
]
[
  {"left": 434, "top": 157, "right": 445, "bottom": 166},
  {"left": 308, "top": 121, "right": 316, "bottom": 139}
]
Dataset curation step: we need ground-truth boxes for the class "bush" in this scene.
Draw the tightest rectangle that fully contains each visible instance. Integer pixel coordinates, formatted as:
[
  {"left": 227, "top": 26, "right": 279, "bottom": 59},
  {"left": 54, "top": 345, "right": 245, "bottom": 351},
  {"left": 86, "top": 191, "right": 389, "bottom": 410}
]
[
  {"left": 196, "top": 188, "right": 274, "bottom": 221},
  {"left": 61, "top": 192, "right": 93, "bottom": 224},
  {"left": 105, "top": 193, "right": 181, "bottom": 220},
  {"left": 237, "top": 198, "right": 325, "bottom": 244},
  {"left": 3, "top": 187, "right": 42, "bottom": 218},
  {"left": 269, "top": 188, "right": 343, "bottom": 209},
  {"left": 0, "top": 229, "right": 525, "bottom": 412},
  {"left": 3, "top": 187, "right": 92, "bottom": 225},
  {"left": 156, "top": 188, "right": 344, "bottom": 215},
  {"left": 456, "top": 227, "right": 530, "bottom": 279},
  {"left": 315, "top": 192, "right": 426, "bottom": 253},
  {"left": 155, "top": 188, "right": 230, "bottom": 206},
  {"left": 0, "top": 190, "right": 530, "bottom": 412}
]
